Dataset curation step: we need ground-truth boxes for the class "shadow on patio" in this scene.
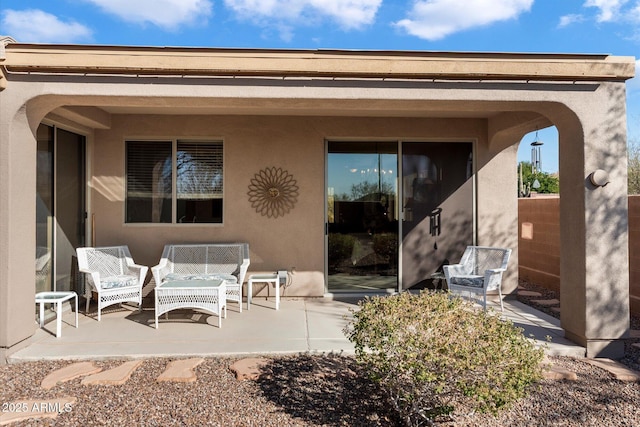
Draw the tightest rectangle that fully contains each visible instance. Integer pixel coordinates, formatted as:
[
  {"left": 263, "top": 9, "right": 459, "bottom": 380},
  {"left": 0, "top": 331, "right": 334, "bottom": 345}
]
[{"left": 8, "top": 294, "right": 585, "bottom": 362}]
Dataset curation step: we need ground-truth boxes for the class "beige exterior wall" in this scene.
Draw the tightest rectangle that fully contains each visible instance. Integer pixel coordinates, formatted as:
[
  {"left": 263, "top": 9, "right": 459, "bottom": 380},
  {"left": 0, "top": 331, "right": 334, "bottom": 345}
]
[
  {"left": 92, "top": 114, "right": 489, "bottom": 296},
  {"left": 0, "top": 45, "right": 634, "bottom": 360}
]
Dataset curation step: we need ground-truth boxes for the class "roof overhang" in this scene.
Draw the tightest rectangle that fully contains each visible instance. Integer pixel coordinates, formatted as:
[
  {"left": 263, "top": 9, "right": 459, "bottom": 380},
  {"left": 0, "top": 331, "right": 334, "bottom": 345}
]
[{"left": 1, "top": 43, "right": 636, "bottom": 83}]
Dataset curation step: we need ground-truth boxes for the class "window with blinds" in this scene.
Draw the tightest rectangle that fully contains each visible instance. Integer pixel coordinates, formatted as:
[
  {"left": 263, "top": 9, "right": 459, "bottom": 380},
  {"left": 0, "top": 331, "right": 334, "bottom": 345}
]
[
  {"left": 125, "top": 140, "right": 223, "bottom": 224},
  {"left": 176, "top": 141, "right": 223, "bottom": 223},
  {"left": 126, "top": 141, "right": 172, "bottom": 223}
]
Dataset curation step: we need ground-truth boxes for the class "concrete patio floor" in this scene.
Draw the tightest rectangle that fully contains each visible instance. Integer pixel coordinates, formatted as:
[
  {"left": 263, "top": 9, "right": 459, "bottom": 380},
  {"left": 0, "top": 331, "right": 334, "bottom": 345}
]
[{"left": 7, "top": 295, "right": 586, "bottom": 363}]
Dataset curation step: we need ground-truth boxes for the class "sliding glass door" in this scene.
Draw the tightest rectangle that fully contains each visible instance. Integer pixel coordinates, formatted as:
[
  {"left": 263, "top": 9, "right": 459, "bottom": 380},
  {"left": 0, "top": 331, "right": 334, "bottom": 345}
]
[
  {"left": 36, "top": 125, "right": 54, "bottom": 293},
  {"left": 401, "top": 142, "right": 474, "bottom": 290},
  {"left": 327, "top": 142, "right": 398, "bottom": 291},
  {"left": 326, "top": 140, "right": 474, "bottom": 292},
  {"left": 36, "top": 124, "right": 86, "bottom": 293}
]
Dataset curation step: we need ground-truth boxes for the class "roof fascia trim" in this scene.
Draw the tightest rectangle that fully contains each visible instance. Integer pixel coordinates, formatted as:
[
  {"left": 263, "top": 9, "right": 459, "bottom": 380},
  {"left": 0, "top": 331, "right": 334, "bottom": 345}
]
[{"left": 2, "top": 45, "right": 636, "bottom": 82}]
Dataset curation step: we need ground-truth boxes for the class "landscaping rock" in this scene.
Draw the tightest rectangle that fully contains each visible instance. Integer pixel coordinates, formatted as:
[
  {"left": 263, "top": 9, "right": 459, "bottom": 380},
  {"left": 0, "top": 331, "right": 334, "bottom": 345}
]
[
  {"left": 585, "top": 358, "right": 640, "bottom": 382},
  {"left": 157, "top": 358, "right": 203, "bottom": 383},
  {"left": 41, "top": 362, "right": 102, "bottom": 390},
  {"left": 229, "top": 357, "right": 269, "bottom": 380},
  {"left": 81, "top": 360, "right": 143, "bottom": 385},
  {"left": 543, "top": 365, "right": 578, "bottom": 380},
  {"left": 517, "top": 290, "right": 543, "bottom": 297},
  {"left": 531, "top": 299, "right": 560, "bottom": 306}
]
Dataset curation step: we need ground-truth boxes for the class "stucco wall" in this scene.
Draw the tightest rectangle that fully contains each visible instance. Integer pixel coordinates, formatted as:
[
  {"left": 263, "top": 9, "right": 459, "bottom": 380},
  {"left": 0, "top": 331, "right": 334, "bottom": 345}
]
[
  {"left": 92, "top": 114, "right": 495, "bottom": 296},
  {"left": 0, "top": 46, "right": 633, "bottom": 361},
  {"left": 519, "top": 195, "right": 639, "bottom": 316}
]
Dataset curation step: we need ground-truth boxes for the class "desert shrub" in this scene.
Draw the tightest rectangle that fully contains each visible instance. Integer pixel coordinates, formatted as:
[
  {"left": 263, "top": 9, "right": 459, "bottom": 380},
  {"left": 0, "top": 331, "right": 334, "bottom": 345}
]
[
  {"left": 328, "top": 233, "right": 356, "bottom": 268},
  {"left": 344, "top": 291, "right": 544, "bottom": 426}
]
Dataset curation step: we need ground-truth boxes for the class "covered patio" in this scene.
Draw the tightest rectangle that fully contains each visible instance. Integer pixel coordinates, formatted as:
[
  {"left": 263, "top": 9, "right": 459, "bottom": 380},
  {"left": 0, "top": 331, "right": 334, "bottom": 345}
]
[
  {"left": 0, "top": 42, "right": 635, "bottom": 361},
  {"left": 8, "top": 296, "right": 584, "bottom": 362}
]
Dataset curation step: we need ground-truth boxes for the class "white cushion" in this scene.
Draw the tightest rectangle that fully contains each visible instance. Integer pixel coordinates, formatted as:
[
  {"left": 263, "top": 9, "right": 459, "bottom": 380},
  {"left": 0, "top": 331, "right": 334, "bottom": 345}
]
[
  {"left": 449, "top": 275, "right": 484, "bottom": 288},
  {"left": 100, "top": 275, "right": 138, "bottom": 289},
  {"left": 165, "top": 273, "right": 238, "bottom": 283}
]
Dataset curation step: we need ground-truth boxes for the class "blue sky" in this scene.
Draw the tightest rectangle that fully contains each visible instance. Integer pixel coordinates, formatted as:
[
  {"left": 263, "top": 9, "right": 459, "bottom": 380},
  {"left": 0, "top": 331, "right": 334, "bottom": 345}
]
[{"left": 2, "top": 0, "right": 640, "bottom": 173}]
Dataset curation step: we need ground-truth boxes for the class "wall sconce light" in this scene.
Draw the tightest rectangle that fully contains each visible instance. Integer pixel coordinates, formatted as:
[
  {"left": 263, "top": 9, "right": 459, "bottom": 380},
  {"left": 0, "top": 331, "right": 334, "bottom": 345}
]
[{"left": 588, "top": 169, "right": 609, "bottom": 187}]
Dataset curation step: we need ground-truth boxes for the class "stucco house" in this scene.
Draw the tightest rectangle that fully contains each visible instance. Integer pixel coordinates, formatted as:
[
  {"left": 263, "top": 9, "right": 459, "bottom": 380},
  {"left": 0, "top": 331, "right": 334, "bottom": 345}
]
[{"left": 0, "top": 38, "right": 635, "bottom": 360}]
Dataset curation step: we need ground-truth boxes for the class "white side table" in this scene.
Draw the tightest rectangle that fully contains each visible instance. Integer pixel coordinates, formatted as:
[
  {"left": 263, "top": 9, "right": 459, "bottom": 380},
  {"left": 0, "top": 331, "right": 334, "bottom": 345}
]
[
  {"left": 247, "top": 274, "right": 280, "bottom": 310},
  {"left": 35, "top": 291, "right": 78, "bottom": 338}
]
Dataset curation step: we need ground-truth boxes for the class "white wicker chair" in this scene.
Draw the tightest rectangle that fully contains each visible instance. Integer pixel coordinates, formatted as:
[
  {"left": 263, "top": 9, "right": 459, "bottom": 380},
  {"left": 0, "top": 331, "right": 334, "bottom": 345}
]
[
  {"left": 152, "top": 243, "right": 250, "bottom": 312},
  {"left": 76, "top": 246, "right": 148, "bottom": 320},
  {"left": 443, "top": 246, "right": 512, "bottom": 311}
]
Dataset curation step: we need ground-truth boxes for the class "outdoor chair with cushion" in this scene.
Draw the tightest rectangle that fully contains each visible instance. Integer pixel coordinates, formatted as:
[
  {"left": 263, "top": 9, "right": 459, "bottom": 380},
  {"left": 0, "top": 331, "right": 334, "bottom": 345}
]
[
  {"left": 76, "top": 246, "right": 148, "bottom": 320},
  {"left": 443, "top": 246, "right": 512, "bottom": 311}
]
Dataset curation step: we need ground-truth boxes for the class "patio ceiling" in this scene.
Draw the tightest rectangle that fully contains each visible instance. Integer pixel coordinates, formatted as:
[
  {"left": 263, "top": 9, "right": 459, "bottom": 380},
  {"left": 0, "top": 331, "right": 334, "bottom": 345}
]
[
  {"left": 93, "top": 98, "right": 506, "bottom": 118},
  {"left": 50, "top": 96, "right": 553, "bottom": 132}
]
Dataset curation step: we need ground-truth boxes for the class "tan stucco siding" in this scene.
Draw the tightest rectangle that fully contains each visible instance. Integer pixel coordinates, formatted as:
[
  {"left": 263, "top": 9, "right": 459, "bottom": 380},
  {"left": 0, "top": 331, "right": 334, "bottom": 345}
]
[
  {"left": 0, "top": 44, "right": 633, "bottom": 357},
  {"left": 92, "top": 115, "right": 491, "bottom": 296},
  {"left": 0, "top": 98, "right": 38, "bottom": 348}
]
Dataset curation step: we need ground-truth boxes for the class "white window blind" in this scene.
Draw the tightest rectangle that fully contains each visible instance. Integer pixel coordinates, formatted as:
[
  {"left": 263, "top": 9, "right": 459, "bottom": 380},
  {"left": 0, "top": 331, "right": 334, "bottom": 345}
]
[
  {"left": 126, "top": 141, "right": 172, "bottom": 223},
  {"left": 126, "top": 141, "right": 172, "bottom": 198},
  {"left": 176, "top": 141, "right": 223, "bottom": 200}
]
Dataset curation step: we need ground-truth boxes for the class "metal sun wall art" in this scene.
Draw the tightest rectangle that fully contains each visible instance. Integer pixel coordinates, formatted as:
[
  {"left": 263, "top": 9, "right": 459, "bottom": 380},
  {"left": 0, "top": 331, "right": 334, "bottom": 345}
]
[{"left": 247, "top": 166, "right": 299, "bottom": 218}]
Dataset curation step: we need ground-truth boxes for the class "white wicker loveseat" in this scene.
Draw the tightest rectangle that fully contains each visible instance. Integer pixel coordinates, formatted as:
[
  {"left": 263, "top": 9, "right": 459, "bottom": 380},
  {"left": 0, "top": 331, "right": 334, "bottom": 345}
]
[
  {"left": 76, "top": 246, "right": 148, "bottom": 320},
  {"left": 152, "top": 243, "right": 250, "bottom": 311},
  {"left": 443, "top": 246, "right": 512, "bottom": 311}
]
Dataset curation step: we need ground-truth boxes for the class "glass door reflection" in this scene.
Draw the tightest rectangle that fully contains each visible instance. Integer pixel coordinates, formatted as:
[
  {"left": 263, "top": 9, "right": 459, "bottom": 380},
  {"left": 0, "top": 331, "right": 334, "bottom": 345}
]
[
  {"left": 327, "top": 141, "right": 398, "bottom": 291},
  {"left": 401, "top": 142, "right": 473, "bottom": 290},
  {"left": 35, "top": 124, "right": 86, "bottom": 294}
]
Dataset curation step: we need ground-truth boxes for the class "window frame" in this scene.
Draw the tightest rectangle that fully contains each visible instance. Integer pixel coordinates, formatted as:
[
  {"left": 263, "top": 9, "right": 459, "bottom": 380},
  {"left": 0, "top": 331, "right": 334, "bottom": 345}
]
[{"left": 124, "top": 138, "right": 224, "bottom": 225}]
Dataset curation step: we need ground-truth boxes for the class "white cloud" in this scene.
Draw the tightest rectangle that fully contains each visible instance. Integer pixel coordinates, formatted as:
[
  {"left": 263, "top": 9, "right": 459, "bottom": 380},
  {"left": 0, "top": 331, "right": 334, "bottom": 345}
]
[
  {"left": 629, "top": 2, "right": 640, "bottom": 21},
  {"left": 394, "top": 0, "right": 534, "bottom": 41},
  {"left": 224, "top": 0, "right": 382, "bottom": 32},
  {"left": 584, "top": 0, "right": 629, "bottom": 22},
  {"left": 558, "top": 14, "right": 585, "bottom": 28},
  {"left": 82, "top": 0, "right": 212, "bottom": 30},
  {"left": 1, "top": 9, "right": 92, "bottom": 43}
]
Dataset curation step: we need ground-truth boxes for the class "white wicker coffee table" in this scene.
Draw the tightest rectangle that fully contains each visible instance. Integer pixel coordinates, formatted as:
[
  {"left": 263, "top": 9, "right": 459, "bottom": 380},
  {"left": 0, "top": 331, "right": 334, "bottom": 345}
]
[{"left": 155, "top": 279, "right": 226, "bottom": 328}]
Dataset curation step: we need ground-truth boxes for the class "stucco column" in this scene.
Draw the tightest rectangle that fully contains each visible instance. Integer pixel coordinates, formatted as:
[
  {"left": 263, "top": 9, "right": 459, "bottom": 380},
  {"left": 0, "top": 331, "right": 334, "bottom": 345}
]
[
  {"left": 484, "top": 113, "right": 552, "bottom": 296},
  {"left": 0, "top": 97, "right": 38, "bottom": 362},
  {"left": 476, "top": 142, "right": 520, "bottom": 294},
  {"left": 558, "top": 82, "right": 630, "bottom": 358}
]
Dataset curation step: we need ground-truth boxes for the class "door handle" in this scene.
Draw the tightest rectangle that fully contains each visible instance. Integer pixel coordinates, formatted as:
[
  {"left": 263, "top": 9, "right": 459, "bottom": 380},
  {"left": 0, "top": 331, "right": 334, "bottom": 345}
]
[{"left": 429, "top": 208, "right": 442, "bottom": 237}]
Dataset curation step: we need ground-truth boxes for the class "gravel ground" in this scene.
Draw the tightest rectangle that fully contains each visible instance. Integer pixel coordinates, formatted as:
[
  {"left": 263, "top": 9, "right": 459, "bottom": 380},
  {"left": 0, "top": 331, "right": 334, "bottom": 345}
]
[
  {"left": 1, "top": 353, "right": 639, "bottom": 426},
  {"left": 1, "top": 284, "right": 639, "bottom": 426},
  {"left": 517, "top": 279, "right": 640, "bottom": 372}
]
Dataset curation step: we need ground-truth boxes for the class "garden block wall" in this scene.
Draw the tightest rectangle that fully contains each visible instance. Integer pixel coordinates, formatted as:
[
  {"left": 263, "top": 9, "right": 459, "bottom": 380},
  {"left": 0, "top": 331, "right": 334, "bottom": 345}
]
[
  {"left": 518, "top": 196, "right": 561, "bottom": 293},
  {"left": 518, "top": 195, "right": 640, "bottom": 316}
]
